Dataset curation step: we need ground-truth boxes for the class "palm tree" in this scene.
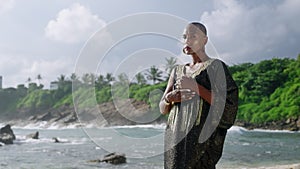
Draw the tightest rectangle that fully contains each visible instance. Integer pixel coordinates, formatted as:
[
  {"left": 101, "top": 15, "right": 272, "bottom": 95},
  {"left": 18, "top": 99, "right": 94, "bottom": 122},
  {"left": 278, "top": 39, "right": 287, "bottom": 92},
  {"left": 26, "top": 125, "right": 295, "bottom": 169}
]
[
  {"left": 26, "top": 77, "right": 32, "bottom": 84},
  {"left": 135, "top": 72, "right": 146, "bottom": 85},
  {"left": 70, "top": 73, "right": 79, "bottom": 82},
  {"left": 117, "top": 73, "right": 129, "bottom": 84},
  {"left": 90, "top": 73, "right": 96, "bottom": 85},
  {"left": 95, "top": 74, "right": 106, "bottom": 88},
  {"left": 57, "top": 74, "right": 66, "bottom": 82},
  {"left": 36, "top": 74, "right": 42, "bottom": 86},
  {"left": 146, "top": 66, "right": 163, "bottom": 84},
  {"left": 81, "top": 73, "right": 91, "bottom": 84},
  {"left": 57, "top": 74, "right": 66, "bottom": 87},
  {"left": 165, "top": 57, "right": 177, "bottom": 76},
  {"left": 25, "top": 77, "right": 32, "bottom": 88},
  {"left": 105, "top": 73, "right": 115, "bottom": 84}
]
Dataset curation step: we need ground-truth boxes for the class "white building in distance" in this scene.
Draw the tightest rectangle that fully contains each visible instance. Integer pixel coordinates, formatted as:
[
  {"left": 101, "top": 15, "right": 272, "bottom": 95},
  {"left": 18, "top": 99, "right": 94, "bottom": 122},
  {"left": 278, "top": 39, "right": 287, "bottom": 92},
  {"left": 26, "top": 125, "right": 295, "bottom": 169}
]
[{"left": 50, "top": 81, "right": 58, "bottom": 90}]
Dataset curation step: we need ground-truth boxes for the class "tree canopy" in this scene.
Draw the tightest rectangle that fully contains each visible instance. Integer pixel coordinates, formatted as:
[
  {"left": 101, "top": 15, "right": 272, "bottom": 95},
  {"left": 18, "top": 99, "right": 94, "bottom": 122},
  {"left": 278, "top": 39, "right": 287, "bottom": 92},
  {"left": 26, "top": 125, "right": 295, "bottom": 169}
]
[{"left": 0, "top": 56, "right": 299, "bottom": 124}]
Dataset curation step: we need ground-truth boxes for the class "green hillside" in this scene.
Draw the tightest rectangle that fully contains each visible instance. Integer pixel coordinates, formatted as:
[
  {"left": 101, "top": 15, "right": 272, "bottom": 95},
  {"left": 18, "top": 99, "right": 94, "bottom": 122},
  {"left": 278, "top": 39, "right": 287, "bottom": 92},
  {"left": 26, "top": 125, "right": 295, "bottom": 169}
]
[{"left": 0, "top": 56, "right": 299, "bottom": 125}]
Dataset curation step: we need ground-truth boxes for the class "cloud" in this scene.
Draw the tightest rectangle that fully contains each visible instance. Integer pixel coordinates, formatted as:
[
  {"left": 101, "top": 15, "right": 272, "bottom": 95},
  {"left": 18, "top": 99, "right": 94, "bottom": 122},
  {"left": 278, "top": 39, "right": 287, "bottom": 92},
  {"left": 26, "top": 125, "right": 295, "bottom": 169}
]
[
  {"left": 0, "top": 54, "right": 74, "bottom": 88},
  {"left": 0, "top": 0, "right": 14, "bottom": 14},
  {"left": 45, "top": 3, "right": 106, "bottom": 44},
  {"left": 201, "top": 0, "right": 300, "bottom": 64}
]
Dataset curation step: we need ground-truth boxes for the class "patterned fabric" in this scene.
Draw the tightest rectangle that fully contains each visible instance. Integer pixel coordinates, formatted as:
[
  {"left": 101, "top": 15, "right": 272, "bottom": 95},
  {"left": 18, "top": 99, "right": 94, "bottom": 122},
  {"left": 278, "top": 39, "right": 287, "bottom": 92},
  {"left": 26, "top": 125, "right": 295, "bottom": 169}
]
[{"left": 164, "top": 59, "right": 238, "bottom": 169}]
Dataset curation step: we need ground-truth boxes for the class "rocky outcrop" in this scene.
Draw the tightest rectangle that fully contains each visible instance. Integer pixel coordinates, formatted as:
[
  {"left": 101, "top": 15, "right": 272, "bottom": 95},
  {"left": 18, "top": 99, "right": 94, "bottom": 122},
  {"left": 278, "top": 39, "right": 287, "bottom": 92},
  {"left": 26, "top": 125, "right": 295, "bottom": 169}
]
[
  {"left": 52, "top": 137, "right": 60, "bottom": 143},
  {"left": 23, "top": 99, "right": 165, "bottom": 127},
  {"left": 296, "top": 116, "right": 300, "bottom": 129},
  {"left": 3, "top": 99, "right": 298, "bottom": 131},
  {"left": 235, "top": 117, "right": 300, "bottom": 131},
  {"left": 26, "top": 131, "right": 39, "bottom": 139},
  {"left": 101, "top": 153, "right": 126, "bottom": 164},
  {"left": 29, "top": 105, "right": 78, "bottom": 125},
  {"left": 89, "top": 152, "right": 126, "bottom": 165},
  {"left": 1, "top": 99, "right": 164, "bottom": 128},
  {"left": 0, "top": 124, "right": 16, "bottom": 144}
]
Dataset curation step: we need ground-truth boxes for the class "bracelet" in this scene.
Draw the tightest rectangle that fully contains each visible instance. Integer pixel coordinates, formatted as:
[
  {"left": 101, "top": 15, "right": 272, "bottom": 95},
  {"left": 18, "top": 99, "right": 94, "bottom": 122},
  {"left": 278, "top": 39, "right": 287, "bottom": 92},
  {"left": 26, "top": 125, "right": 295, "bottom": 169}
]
[{"left": 164, "top": 97, "right": 170, "bottom": 105}]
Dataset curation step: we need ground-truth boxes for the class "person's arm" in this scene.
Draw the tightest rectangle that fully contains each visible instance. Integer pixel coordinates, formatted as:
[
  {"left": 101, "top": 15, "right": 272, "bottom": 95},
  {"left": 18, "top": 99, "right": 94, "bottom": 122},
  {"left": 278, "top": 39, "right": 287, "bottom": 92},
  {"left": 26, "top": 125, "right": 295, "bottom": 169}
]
[
  {"left": 159, "top": 68, "right": 197, "bottom": 115},
  {"left": 159, "top": 69, "right": 175, "bottom": 115}
]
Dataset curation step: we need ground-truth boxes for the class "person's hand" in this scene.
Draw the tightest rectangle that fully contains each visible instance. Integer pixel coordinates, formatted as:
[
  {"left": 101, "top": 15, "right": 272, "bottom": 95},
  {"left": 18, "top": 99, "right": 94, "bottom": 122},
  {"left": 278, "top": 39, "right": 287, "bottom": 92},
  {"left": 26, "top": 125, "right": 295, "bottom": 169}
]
[
  {"left": 180, "top": 76, "right": 198, "bottom": 91},
  {"left": 165, "top": 89, "right": 196, "bottom": 103}
]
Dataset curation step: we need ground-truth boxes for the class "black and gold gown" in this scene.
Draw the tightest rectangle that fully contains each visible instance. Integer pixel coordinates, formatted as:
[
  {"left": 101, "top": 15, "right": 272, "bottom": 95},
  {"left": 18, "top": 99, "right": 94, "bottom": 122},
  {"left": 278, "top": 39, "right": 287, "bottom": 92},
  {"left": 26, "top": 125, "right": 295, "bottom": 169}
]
[{"left": 164, "top": 59, "right": 238, "bottom": 169}]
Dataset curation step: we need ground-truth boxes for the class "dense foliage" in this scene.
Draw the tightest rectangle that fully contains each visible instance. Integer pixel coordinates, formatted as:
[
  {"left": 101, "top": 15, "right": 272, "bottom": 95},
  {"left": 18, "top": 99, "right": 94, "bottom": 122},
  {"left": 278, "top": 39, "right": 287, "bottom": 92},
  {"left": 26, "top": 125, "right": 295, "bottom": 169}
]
[
  {"left": 0, "top": 56, "right": 299, "bottom": 124},
  {"left": 230, "top": 56, "right": 300, "bottom": 123}
]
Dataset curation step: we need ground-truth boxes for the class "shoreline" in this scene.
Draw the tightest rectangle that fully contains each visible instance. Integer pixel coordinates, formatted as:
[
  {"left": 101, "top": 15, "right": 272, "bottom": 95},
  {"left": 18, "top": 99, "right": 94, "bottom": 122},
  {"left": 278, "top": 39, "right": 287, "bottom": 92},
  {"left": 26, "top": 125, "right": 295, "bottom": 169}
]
[
  {"left": 218, "top": 163, "right": 300, "bottom": 169},
  {"left": 2, "top": 100, "right": 299, "bottom": 131},
  {"left": 1, "top": 121, "right": 299, "bottom": 134},
  {"left": 253, "top": 163, "right": 300, "bottom": 169},
  {"left": 234, "top": 119, "right": 300, "bottom": 131}
]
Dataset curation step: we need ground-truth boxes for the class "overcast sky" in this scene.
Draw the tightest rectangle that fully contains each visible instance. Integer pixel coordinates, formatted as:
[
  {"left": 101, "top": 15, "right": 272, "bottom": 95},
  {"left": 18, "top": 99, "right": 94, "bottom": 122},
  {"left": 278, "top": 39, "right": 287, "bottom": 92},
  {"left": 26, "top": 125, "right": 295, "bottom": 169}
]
[{"left": 0, "top": 0, "right": 299, "bottom": 88}]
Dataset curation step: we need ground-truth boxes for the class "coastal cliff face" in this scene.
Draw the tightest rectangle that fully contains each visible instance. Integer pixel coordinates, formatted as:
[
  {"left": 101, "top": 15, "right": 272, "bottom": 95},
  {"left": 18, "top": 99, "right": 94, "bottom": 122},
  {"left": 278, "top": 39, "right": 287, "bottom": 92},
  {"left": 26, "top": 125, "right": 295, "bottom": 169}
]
[
  {"left": 1, "top": 99, "right": 299, "bottom": 131},
  {"left": 235, "top": 118, "right": 300, "bottom": 131},
  {"left": 1, "top": 99, "right": 166, "bottom": 128}
]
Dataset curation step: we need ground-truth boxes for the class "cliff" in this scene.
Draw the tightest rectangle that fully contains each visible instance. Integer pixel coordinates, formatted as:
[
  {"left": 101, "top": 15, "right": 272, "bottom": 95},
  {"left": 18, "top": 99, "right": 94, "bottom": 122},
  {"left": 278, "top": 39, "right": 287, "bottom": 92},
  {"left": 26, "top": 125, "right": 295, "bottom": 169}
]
[{"left": 2, "top": 99, "right": 166, "bottom": 128}]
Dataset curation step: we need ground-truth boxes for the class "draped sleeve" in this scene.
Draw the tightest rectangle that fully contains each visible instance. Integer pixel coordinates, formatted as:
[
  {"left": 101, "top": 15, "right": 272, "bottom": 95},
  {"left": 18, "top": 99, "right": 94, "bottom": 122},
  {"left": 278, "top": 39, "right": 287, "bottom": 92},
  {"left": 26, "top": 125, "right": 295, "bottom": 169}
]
[{"left": 209, "top": 59, "right": 239, "bottom": 129}]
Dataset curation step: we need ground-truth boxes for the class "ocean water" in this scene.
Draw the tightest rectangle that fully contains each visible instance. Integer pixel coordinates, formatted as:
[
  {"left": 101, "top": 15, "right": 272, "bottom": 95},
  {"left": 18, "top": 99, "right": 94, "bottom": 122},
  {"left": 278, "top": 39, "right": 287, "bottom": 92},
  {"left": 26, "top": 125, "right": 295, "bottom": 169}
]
[{"left": 0, "top": 124, "right": 300, "bottom": 169}]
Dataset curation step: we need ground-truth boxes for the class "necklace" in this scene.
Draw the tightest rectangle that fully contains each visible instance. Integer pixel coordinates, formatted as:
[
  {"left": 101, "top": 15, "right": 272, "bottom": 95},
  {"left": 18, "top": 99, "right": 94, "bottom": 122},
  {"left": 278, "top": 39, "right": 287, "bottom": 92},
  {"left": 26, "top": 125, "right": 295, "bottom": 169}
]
[
  {"left": 185, "top": 62, "right": 203, "bottom": 77},
  {"left": 174, "top": 59, "right": 214, "bottom": 89}
]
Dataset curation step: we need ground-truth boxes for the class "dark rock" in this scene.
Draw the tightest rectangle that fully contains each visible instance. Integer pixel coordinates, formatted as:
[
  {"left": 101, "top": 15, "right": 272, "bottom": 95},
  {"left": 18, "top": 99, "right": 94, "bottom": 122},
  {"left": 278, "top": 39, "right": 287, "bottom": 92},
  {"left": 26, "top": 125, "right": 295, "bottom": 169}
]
[
  {"left": 26, "top": 131, "right": 39, "bottom": 139},
  {"left": 89, "top": 152, "right": 126, "bottom": 165},
  {"left": 297, "top": 117, "right": 300, "bottom": 128},
  {"left": 289, "top": 126, "right": 299, "bottom": 131},
  {"left": 38, "top": 112, "right": 53, "bottom": 121},
  {"left": 101, "top": 152, "right": 126, "bottom": 164},
  {"left": 0, "top": 124, "right": 16, "bottom": 144},
  {"left": 285, "top": 118, "right": 291, "bottom": 124},
  {"left": 234, "top": 119, "right": 300, "bottom": 131},
  {"left": 88, "top": 159, "right": 101, "bottom": 163},
  {"left": 28, "top": 115, "right": 37, "bottom": 121},
  {"left": 0, "top": 133, "right": 14, "bottom": 144},
  {"left": 52, "top": 137, "right": 60, "bottom": 143},
  {"left": 63, "top": 113, "right": 78, "bottom": 124}
]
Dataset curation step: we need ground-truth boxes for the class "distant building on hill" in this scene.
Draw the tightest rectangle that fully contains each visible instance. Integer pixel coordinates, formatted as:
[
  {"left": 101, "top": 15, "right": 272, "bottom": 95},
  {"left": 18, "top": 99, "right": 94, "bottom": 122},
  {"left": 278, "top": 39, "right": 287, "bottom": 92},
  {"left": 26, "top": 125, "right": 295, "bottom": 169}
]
[
  {"left": 0, "top": 76, "right": 2, "bottom": 89},
  {"left": 50, "top": 81, "right": 58, "bottom": 90}
]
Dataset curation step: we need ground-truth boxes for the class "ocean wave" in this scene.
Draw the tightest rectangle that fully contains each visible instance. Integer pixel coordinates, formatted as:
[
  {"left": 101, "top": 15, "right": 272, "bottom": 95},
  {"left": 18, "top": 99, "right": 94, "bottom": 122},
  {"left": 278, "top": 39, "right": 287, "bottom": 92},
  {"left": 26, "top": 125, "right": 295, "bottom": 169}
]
[
  {"left": 228, "top": 126, "right": 248, "bottom": 134},
  {"left": 5, "top": 121, "right": 167, "bottom": 130},
  {"left": 13, "top": 135, "right": 86, "bottom": 145},
  {"left": 228, "top": 126, "right": 299, "bottom": 134},
  {"left": 5, "top": 121, "right": 299, "bottom": 133},
  {"left": 252, "top": 128, "right": 299, "bottom": 133},
  {"left": 9, "top": 121, "right": 84, "bottom": 130},
  {"left": 110, "top": 124, "right": 166, "bottom": 129}
]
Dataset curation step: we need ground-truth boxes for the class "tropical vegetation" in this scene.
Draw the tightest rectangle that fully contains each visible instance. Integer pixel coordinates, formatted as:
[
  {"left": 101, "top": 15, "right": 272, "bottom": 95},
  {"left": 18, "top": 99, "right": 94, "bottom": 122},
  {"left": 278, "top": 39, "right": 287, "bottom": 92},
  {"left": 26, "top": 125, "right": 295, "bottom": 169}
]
[{"left": 0, "top": 55, "right": 299, "bottom": 124}]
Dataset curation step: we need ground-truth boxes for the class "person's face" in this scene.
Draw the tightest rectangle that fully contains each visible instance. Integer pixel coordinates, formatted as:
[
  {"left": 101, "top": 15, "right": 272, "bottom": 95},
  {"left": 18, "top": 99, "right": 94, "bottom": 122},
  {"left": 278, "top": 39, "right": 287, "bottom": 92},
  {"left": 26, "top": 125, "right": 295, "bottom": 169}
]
[{"left": 182, "top": 24, "right": 207, "bottom": 55}]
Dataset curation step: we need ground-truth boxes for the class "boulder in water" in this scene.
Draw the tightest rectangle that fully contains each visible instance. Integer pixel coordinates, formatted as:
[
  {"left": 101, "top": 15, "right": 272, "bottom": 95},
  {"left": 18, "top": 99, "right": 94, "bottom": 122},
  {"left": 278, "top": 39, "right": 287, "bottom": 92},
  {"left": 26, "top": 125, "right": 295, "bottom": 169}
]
[
  {"left": 88, "top": 152, "right": 126, "bottom": 165},
  {"left": 101, "top": 152, "right": 126, "bottom": 164},
  {"left": 52, "top": 137, "right": 60, "bottom": 143},
  {"left": 26, "top": 131, "right": 39, "bottom": 139},
  {"left": 0, "top": 124, "right": 16, "bottom": 144}
]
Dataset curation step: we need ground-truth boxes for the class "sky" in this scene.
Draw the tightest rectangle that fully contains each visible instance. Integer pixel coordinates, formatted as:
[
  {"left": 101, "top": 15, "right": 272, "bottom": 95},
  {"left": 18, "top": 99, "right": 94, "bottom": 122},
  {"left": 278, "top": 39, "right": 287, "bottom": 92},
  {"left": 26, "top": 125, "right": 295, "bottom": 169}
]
[{"left": 0, "top": 0, "right": 299, "bottom": 88}]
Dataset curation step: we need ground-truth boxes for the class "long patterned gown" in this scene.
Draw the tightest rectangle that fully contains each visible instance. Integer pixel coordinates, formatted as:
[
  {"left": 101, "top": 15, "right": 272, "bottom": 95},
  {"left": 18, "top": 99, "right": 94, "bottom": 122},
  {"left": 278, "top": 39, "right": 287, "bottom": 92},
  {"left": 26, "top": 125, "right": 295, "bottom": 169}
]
[{"left": 164, "top": 59, "right": 238, "bottom": 169}]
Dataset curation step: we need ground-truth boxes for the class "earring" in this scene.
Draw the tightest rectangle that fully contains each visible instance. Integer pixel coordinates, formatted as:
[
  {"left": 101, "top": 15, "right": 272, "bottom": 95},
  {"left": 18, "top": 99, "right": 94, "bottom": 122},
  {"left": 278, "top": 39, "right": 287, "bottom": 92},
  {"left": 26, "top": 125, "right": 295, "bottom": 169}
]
[{"left": 182, "top": 48, "right": 187, "bottom": 54}]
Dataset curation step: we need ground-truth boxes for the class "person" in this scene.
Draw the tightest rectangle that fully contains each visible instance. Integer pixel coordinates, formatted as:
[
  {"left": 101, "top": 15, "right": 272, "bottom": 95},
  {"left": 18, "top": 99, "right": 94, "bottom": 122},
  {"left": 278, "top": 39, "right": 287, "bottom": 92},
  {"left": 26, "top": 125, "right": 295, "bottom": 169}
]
[{"left": 159, "top": 22, "right": 238, "bottom": 169}]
